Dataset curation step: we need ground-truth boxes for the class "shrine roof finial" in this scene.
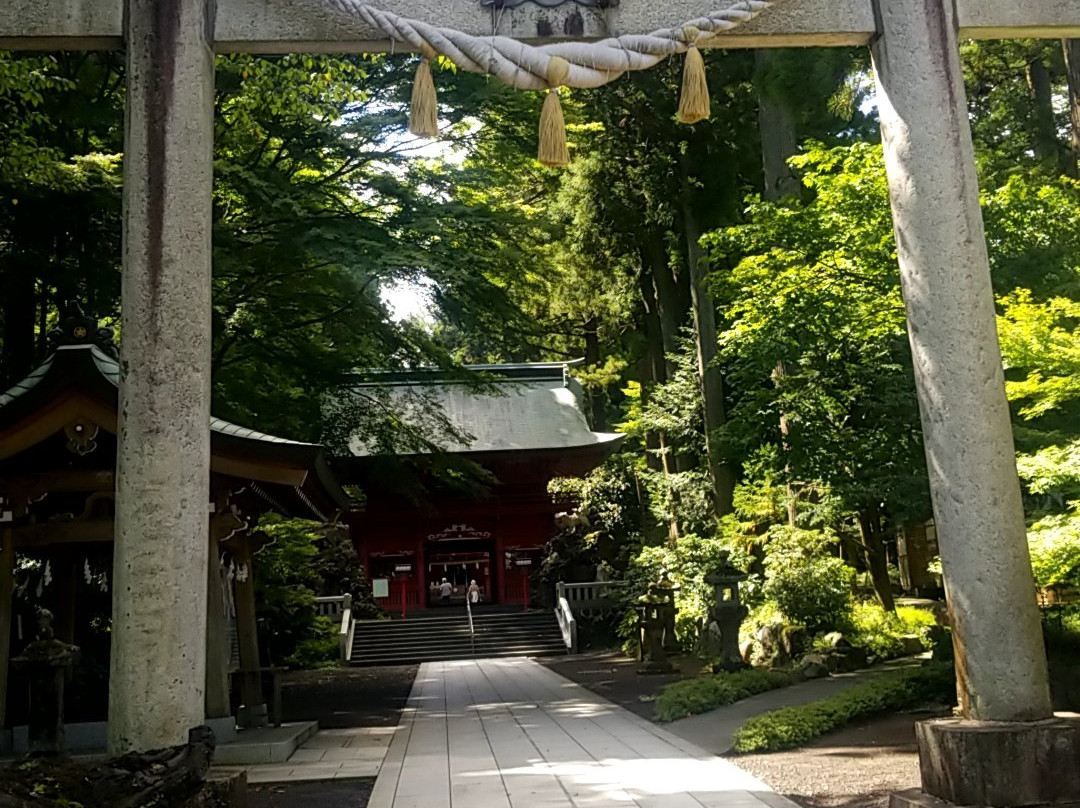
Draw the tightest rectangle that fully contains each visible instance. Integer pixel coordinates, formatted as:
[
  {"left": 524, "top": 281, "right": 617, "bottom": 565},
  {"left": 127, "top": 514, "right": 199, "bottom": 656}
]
[{"left": 46, "top": 307, "right": 118, "bottom": 358}]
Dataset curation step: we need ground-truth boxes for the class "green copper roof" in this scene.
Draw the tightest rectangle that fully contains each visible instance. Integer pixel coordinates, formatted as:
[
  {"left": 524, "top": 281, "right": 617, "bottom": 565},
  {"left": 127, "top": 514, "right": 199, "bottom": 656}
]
[{"left": 0, "top": 344, "right": 315, "bottom": 447}]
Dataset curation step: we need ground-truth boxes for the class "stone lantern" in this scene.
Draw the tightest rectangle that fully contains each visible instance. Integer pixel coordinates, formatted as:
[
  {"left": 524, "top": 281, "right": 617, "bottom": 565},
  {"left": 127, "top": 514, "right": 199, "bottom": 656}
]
[
  {"left": 11, "top": 609, "right": 79, "bottom": 755},
  {"left": 704, "top": 552, "right": 748, "bottom": 672},
  {"left": 649, "top": 572, "right": 680, "bottom": 654},
  {"left": 634, "top": 593, "right": 673, "bottom": 674}
]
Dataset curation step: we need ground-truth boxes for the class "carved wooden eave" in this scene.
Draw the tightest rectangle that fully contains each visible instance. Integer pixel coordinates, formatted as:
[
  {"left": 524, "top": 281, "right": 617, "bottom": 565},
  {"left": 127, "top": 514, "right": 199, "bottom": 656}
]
[{"left": 0, "top": 334, "right": 351, "bottom": 529}]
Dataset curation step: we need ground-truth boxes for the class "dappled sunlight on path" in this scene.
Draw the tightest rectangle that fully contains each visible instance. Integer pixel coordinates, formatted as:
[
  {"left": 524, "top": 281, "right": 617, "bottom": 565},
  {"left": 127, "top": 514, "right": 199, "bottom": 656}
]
[{"left": 369, "top": 657, "right": 797, "bottom": 808}]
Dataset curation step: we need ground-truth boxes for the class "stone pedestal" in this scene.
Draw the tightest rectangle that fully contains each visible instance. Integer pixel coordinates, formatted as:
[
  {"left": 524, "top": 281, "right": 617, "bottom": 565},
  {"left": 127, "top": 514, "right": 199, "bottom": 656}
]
[{"left": 913, "top": 715, "right": 1080, "bottom": 807}]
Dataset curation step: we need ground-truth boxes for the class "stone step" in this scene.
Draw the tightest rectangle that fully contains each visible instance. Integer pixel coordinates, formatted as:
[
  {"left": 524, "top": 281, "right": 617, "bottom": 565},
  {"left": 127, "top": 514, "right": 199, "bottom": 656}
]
[{"left": 349, "top": 610, "right": 566, "bottom": 666}]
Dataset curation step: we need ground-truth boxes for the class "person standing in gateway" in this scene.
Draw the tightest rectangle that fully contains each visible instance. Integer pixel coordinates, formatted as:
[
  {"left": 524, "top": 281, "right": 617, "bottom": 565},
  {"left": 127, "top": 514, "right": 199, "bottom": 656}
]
[
  {"left": 468, "top": 579, "right": 481, "bottom": 606},
  {"left": 439, "top": 578, "right": 453, "bottom": 605}
]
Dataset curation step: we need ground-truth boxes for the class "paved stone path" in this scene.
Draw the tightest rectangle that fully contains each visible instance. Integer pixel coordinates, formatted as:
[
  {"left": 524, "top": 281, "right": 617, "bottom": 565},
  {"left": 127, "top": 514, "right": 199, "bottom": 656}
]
[
  {"left": 369, "top": 658, "right": 797, "bottom": 808},
  {"left": 219, "top": 726, "right": 395, "bottom": 784}
]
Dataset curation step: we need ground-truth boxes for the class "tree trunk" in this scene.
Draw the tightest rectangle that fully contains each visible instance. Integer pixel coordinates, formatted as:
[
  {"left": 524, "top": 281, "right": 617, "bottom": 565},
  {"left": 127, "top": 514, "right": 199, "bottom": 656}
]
[
  {"left": 643, "top": 229, "right": 688, "bottom": 369},
  {"left": 638, "top": 258, "right": 680, "bottom": 541},
  {"left": 583, "top": 315, "right": 606, "bottom": 430},
  {"left": 857, "top": 506, "right": 896, "bottom": 612},
  {"left": 756, "top": 51, "right": 801, "bottom": 200},
  {"left": 0, "top": 253, "right": 37, "bottom": 389},
  {"left": 757, "top": 50, "right": 801, "bottom": 526},
  {"left": 1065, "top": 39, "right": 1080, "bottom": 177},
  {"left": 638, "top": 261, "right": 667, "bottom": 473},
  {"left": 1027, "top": 54, "right": 1068, "bottom": 173},
  {"left": 681, "top": 174, "right": 735, "bottom": 517}
]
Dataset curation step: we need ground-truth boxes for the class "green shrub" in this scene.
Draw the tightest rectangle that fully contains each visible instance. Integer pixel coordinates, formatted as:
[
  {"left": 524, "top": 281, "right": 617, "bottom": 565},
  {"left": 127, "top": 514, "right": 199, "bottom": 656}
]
[
  {"left": 654, "top": 668, "right": 793, "bottom": 722},
  {"left": 618, "top": 535, "right": 754, "bottom": 654},
  {"left": 847, "top": 601, "right": 935, "bottom": 660},
  {"left": 731, "top": 663, "right": 955, "bottom": 753},
  {"left": 763, "top": 553, "right": 855, "bottom": 634},
  {"left": 287, "top": 615, "right": 339, "bottom": 669},
  {"left": 1028, "top": 510, "right": 1080, "bottom": 589}
]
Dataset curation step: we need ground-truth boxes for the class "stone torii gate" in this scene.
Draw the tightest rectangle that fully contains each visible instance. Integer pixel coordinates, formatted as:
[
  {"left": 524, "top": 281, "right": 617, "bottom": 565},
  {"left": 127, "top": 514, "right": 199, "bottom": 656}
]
[{"left": 2, "top": 0, "right": 1080, "bottom": 799}]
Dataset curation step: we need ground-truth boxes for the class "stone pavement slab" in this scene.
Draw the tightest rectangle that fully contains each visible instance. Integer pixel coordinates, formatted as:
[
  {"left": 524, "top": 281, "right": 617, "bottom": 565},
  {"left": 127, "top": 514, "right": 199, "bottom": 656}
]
[
  {"left": 215, "top": 723, "right": 398, "bottom": 784},
  {"left": 370, "top": 658, "right": 799, "bottom": 808}
]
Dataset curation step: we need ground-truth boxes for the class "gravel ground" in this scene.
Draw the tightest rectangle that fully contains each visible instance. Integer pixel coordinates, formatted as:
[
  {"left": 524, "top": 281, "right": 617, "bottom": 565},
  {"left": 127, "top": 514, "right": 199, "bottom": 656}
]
[{"left": 736, "top": 707, "right": 951, "bottom": 808}]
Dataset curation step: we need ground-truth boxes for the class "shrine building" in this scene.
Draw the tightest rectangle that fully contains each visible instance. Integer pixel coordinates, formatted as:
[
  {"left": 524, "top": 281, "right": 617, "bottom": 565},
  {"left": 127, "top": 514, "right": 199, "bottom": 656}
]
[
  {"left": 0, "top": 315, "right": 349, "bottom": 747},
  {"left": 334, "top": 362, "right": 622, "bottom": 613}
]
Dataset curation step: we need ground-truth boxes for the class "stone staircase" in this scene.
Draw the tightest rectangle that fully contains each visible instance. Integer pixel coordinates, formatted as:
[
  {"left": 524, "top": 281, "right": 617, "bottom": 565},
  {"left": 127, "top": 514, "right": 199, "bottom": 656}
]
[{"left": 349, "top": 609, "right": 567, "bottom": 666}]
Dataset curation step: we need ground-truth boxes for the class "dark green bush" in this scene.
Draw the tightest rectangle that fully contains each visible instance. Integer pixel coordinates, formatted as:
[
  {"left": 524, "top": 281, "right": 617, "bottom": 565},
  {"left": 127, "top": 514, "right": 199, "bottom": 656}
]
[
  {"left": 760, "top": 528, "right": 856, "bottom": 634},
  {"left": 287, "top": 615, "right": 340, "bottom": 669},
  {"left": 731, "top": 663, "right": 955, "bottom": 753},
  {"left": 654, "top": 668, "right": 793, "bottom": 722}
]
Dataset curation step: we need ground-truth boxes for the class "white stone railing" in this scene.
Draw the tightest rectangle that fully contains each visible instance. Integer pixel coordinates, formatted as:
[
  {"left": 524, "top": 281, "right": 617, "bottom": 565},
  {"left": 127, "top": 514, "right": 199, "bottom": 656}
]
[
  {"left": 314, "top": 594, "right": 353, "bottom": 663},
  {"left": 556, "top": 581, "right": 624, "bottom": 617},
  {"left": 555, "top": 596, "right": 578, "bottom": 654},
  {"left": 316, "top": 593, "right": 352, "bottom": 620}
]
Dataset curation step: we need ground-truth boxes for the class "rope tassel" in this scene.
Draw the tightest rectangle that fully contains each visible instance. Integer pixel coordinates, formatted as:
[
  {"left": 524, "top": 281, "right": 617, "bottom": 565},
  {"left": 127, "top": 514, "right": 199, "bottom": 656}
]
[
  {"left": 409, "top": 48, "right": 439, "bottom": 138},
  {"left": 677, "top": 38, "right": 711, "bottom": 125},
  {"left": 538, "top": 56, "right": 571, "bottom": 168}
]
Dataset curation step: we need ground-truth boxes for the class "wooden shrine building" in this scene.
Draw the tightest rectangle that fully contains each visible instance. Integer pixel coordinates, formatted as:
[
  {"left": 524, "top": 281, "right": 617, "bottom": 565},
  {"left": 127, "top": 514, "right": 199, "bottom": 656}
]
[
  {"left": 334, "top": 362, "right": 622, "bottom": 613},
  {"left": 0, "top": 314, "right": 348, "bottom": 749}
]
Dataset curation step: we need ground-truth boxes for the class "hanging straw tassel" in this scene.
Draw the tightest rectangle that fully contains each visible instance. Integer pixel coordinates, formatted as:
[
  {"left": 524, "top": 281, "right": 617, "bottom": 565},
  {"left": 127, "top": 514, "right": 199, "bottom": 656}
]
[
  {"left": 677, "top": 28, "right": 711, "bottom": 125},
  {"left": 538, "top": 56, "right": 571, "bottom": 168},
  {"left": 409, "top": 44, "right": 439, "bottom": 138}
]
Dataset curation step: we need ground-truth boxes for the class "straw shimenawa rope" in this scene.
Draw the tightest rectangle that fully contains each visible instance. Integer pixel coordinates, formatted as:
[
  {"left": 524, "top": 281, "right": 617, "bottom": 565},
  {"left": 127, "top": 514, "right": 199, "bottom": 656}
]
[{"left": 321, "top": 1, "right": 774, "bottom": 91}]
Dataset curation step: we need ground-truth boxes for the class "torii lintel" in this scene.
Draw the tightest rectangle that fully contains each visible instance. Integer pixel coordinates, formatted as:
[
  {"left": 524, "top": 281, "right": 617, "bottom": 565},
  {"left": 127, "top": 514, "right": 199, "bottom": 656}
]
[{"left": 1, "top": 0, "right": 1079, "bottom": 52}]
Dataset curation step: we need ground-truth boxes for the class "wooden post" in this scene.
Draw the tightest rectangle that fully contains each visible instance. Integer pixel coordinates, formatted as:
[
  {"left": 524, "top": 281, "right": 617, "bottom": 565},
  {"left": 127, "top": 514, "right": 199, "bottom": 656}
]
[
  {"left": 232, "top": 534, "right": 265, "bottom": 726},
  {"left": 0, "top": 528, "right": 13, "bottom": 729},
  {"left": 204, "top": 529, "right": 230, "bottom": 720}
]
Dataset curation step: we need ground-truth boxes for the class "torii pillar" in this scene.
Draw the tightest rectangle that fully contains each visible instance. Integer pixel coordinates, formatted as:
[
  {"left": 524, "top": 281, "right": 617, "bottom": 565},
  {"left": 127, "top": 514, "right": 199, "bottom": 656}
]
[
  {"left": 873, "top": 2, "right": 1079, "bottom": 804},
  {"left": 108, "top": 0, "right": 214, "bottom": 754}
]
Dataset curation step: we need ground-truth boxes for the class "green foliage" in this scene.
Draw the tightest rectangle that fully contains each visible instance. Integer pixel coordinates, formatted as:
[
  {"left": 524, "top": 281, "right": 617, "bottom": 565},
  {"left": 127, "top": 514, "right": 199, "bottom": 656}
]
[
  {"left": 288, "top": 616, "right": 340, "bottom": 669},
  {"left": 761, "top": 528, "right": 855, "bottom": 634},
  {"left": 847, "top": 602, "right": 934, "bottom": 660},
  {"left": 619, "top": 534, "right": 754, "bottom": 654},
  {"left": 654, "top": 669, "right": 793, "bottom": 723},
  {"left": 253, "top": 515, "right": 364, "bottom": 666},
  {"left": 1028, "top": 510, "right": 1080, "bottom": 588},
  {"left": 731, "top": 663, "right": 956, "bottom": 753},
  {"left": 709, "top": 141, "right": 931, "bottom": 542},
  {"left": 998, "top": 290, "right": 1080, "bottom": 422}
]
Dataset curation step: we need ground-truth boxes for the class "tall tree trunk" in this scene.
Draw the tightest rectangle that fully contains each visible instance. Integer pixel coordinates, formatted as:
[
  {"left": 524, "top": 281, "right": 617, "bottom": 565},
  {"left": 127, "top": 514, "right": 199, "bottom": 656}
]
[
  {"left": 857, "top": 505, "right": 896, "bottom": 612},
  {"left": 757, "top": 51, "right": 801, "bottom": 200},
  {"left": 643, "top": 229, "right": 689, "bottom": 370},
  {"left": 639, "top": 258, "right": 680, "bottom": 542},
  {"left": 0, "top": 224, "right": 38, "bottom": 389},
  {"left": 1065, "top": 39, "right": 1080, "bottom": 177},
  {"left": 757, "top": 49, "right": 801, "bottom": 527},
  {"left": 681, "top": 170, "right": 735, "bottom": 517},
  {"left": 1028, "top": 54, "right": 1068, "bottom": 173},
  {"left": 583, "top": 315, "right": 606, "bottom": 430}
]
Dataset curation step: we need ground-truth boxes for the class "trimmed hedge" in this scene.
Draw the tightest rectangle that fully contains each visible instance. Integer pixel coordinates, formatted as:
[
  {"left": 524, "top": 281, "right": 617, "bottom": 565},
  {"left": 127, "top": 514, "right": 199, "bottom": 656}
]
[
  {"left": 654, "top": 669, "right": 793, "bottom": 723},
  {"left": 731, "top": 663, "right": 955, "bottom": 753}
]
